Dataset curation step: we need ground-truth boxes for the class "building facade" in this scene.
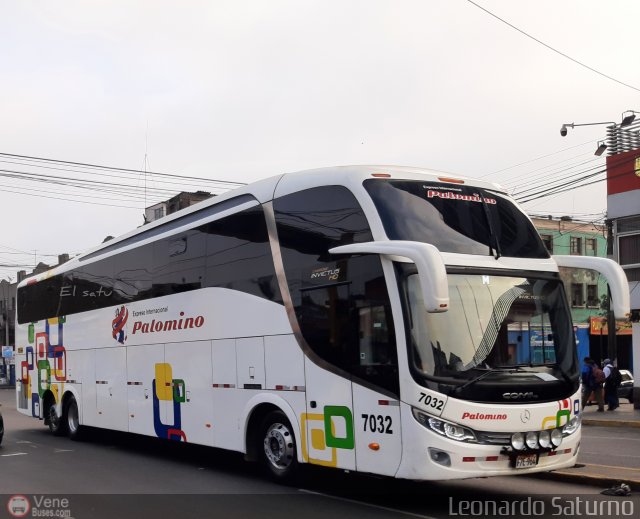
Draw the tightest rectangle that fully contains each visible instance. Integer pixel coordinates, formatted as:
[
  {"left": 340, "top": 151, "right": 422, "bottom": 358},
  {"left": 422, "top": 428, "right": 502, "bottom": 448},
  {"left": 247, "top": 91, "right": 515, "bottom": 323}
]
[
  {"left": 144, "top": 191, "right": 213, "bottom": 224},
  {"left": 605, "top": 123, "right": 640, "bottom": 406},
  {"left": 531, "top": 216, "right": 608, "bottom": 365}
]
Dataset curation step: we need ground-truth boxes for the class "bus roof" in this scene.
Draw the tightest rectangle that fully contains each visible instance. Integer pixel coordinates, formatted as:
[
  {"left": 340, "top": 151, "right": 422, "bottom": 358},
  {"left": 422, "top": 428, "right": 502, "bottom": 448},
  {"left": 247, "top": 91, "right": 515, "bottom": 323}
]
[{"left": 18, "top": 165, "right": 506, "bottom": 287}]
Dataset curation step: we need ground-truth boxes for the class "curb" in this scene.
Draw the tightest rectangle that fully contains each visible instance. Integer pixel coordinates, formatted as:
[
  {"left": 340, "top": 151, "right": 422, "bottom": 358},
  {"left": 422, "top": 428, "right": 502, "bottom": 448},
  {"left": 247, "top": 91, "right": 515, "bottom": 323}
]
[
  {"left": 582, "top": 419, "right": 640, "bottom": 428},
  {"left": 534, "top": 469, "right": 640, "bottom": 492}
]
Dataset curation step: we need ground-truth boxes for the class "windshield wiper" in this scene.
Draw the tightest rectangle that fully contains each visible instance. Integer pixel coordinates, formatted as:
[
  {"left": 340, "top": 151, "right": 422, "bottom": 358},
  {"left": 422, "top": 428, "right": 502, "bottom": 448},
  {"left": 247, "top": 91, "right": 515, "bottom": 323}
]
[{"left": 454, "top": 368, "right": 502, "bottom": 394}]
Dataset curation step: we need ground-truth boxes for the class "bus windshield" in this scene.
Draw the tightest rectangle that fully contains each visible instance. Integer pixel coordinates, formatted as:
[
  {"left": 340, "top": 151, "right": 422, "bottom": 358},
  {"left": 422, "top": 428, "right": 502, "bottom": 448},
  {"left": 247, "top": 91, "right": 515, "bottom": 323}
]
[
  {"left": 400, "top": 269, "right": 576, "bottom": 379},
  {"left": 364, "top": 179, "right": 548, "bottom": 258}
]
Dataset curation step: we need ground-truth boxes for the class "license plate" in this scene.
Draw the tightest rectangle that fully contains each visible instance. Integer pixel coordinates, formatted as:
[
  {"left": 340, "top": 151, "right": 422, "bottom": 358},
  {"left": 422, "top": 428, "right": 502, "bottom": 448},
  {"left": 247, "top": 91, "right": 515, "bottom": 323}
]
[{"left": 515, "top": 453, "right": 538, "bottom": 469}]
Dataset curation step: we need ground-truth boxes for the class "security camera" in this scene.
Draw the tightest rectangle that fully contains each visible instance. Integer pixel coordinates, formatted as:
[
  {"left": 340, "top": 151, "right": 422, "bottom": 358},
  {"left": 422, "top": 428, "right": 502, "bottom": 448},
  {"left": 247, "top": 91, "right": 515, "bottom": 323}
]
[{"left": 560, "top": 125, "right": 568, "bottom": 137}]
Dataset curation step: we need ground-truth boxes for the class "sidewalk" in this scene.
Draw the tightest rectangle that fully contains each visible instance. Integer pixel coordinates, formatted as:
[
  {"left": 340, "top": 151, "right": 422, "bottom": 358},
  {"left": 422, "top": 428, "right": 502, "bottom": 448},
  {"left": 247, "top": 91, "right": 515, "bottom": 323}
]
[
  {"left": 535, "top": 402, "right": 640, "bottom": 490},
  {"left": 580, "top": 400, "right": 640, "bottom": 428}
]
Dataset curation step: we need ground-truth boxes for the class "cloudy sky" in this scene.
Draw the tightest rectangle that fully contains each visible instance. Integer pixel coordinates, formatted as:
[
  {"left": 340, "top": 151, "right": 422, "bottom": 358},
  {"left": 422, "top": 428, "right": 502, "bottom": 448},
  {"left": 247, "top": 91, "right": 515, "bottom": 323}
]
[{"left": 1, "top": 0, "right": 639, "bottom": 280}]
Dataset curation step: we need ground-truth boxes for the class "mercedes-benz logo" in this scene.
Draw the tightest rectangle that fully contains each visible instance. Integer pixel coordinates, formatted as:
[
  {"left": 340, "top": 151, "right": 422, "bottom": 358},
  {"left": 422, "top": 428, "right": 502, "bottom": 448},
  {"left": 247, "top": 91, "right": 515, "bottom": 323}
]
[{"left": 520, "top": 410, "right": 531, "bottom": 423}]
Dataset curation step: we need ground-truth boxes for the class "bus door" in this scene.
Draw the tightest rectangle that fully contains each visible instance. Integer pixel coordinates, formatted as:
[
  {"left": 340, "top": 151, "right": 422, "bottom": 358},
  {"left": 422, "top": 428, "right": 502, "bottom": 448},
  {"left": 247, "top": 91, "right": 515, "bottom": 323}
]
[
  {"left": 299, "top": 284, "right": 402, "bottom": 475},
  {"left": 350, "top": 302, "right": 402, "bottom": 477},
  {"left": 301, "top": 283, "right": 356, "bottom": 471}
]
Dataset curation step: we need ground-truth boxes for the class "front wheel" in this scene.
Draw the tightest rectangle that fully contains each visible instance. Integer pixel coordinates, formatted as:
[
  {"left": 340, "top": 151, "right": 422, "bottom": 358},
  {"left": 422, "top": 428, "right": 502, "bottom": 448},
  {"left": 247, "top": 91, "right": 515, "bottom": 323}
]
[
  {"left": 65, "top": 396, "right": 84, "bottom": 441},
  {"left": 259, "top": 410, "right": 298, "bottom": 482}
]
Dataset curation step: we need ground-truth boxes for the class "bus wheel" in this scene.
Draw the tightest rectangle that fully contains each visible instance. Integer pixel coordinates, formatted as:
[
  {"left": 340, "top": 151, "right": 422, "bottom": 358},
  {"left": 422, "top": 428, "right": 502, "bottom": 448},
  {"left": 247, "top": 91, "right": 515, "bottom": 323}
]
[
  {"left": 46, "top": 398, "right": 67, "bottom": 437},
  {"left": 65, "top": 396, "right": 84, "bottom": 441},
  {"left": 260, "top": 410, "right": 298, "bottom": 481}
]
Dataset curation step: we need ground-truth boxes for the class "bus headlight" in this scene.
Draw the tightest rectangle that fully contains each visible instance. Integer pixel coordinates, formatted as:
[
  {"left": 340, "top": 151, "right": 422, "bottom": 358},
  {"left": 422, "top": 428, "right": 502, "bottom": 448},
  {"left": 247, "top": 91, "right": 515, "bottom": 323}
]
[
  {"left": 511, "top": 432, "right": 526, "bottom": 451},
  {"left": 412, "top": 408, "right": 477, "bottom": 443},
  {"left": 525, "top": 431, "right": 539, "bottom": 449},
  {"left": 538, "top": 430, "right": 551, "bottom": 449},
  {"left": 562, "top": 415, "right": 580, "bottom": 436},
  {"left": 551, "top": 428, "right": 563, "bottom": 447}
]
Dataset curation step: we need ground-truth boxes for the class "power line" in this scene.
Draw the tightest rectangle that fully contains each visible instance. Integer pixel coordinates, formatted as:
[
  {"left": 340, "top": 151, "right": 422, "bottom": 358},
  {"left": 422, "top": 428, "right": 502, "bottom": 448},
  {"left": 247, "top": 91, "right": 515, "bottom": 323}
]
[
  {"left": 516, "top": 153, "right": 638, "bottom": 203},
  {"left": 480, "top": 139, "right": 596, "bottom": 178},
  {"left": 466, "top": 0, "right": 640, "bottom": 93},
  {"left": 0, "top": 152, "right": 247, "bottom": 187},
  {"left": 0, "top": 186, "right": 142, "bottom": 209}
]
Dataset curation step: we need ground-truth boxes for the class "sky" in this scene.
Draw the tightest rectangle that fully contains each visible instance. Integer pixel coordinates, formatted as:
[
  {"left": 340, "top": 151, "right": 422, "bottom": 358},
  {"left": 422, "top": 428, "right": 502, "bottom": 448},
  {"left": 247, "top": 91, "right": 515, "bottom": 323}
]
[{"left": 1, "top": 0, "right": 639, "bottom": 281}]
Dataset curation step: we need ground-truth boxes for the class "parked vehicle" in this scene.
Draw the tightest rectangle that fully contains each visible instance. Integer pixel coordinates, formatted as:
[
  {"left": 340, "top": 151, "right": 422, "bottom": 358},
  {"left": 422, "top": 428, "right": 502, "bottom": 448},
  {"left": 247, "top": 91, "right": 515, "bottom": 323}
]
[{"left": 618, "top": 370, "right": 634, "bottom": 403}]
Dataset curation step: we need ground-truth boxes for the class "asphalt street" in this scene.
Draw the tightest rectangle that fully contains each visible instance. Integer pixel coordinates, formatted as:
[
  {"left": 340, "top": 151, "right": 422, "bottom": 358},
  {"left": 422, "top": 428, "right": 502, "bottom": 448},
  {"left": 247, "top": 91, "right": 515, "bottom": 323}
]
[
  {"left": 577, "top": 423, "right": 640, "bottom": 469},
  {"left": 0, "top": 389, "right": 637, "bottom": 519}
]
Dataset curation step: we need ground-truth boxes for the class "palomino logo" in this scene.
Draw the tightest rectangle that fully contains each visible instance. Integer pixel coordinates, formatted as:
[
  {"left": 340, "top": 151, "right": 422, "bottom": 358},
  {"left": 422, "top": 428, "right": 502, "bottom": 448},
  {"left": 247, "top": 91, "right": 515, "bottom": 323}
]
[
  {"left": 503, "top": 392, "right": 538, "bottom": 400},
  {"left": 461, "top": 412, "right": 507, "bottom": 420},
  {"left": 112, "top": 306, "right": 129, "bottom": 344},
  {"left": 132, "top": 311, "right": 205, "bottom": 335}
]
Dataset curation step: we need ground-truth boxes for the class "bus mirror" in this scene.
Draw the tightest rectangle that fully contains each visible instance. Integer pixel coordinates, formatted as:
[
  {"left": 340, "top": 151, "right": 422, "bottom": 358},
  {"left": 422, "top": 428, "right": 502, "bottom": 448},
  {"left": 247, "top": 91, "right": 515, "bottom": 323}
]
[
  {"left": 329, "top": 240, "right": 449, "bottom": 313},
  {"left": 553, "top": 255, "right": 630, "bottom": 318}
]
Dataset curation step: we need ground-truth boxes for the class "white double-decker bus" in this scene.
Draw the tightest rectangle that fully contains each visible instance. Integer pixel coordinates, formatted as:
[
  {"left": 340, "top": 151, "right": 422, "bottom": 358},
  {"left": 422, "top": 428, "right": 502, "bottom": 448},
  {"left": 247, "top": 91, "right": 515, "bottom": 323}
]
[{"left": 15, "top": 166, "right": 629, "bottom": 481}]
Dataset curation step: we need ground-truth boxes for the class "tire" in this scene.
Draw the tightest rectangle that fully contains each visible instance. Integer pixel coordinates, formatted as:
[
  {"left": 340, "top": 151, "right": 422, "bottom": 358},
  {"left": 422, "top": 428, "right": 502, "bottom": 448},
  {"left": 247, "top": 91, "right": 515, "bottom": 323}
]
[
  {"left": 259, "top": 410, "right": 298, "bottom": 482},
  {"left": 0, "top": 413, "right": 4, "bottom": 445},
  {"left": 46, "top": 398, "right": 67, "bottom": 437},
  {"left": 64, "top": 396, "right": 84, "bottom": 441}
]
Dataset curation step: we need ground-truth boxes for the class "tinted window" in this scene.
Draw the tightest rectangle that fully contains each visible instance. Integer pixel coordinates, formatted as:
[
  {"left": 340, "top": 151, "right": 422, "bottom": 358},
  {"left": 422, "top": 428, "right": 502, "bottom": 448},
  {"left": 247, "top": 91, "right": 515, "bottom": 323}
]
[
  {"left": 275, "top": 185, "right": 398, "bottom": 395},
  {"left": 17, "top": 205, "right": 281, "bottom": 323},
  {"left": 113, "top": 245, "right": 154, "bottom": 303},
  {"left": 204, "top": 206, "right": 281, "bottom": 303},
  {"left": 153, "top": 229, "right": 206, "bottom": 297},
  {"left": 17, "top": 276, "right": 62, "bottom": 324},
  {"left": 58, "top": 259, "right": 118, "bottom": 315},
  {"left": 364, "top": 180, "right": 549, "bottom": 258}
]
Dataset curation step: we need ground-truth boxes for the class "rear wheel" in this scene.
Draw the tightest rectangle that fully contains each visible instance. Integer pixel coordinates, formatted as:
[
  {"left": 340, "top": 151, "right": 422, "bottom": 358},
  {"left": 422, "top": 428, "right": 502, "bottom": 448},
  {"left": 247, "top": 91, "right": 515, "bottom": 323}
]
[
  {"left": 65, "top": 396, "right": 84, "bottom": 441},
  {"left": 259, "top": 410, "right": 298, "bottom": 482},
  {"left": 46, "top": 398, "right": 67, "bottom": 437}
]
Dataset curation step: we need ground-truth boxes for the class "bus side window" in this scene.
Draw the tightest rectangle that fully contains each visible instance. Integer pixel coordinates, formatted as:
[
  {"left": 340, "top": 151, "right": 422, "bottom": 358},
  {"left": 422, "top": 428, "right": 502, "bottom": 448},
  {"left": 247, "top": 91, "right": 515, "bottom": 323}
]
[
  {"left": 275, "top": 185, "right": 399, "bottom": 396},
  {"left": 203, "top": 206, "right": 281, "bottom": 303},
  {"left": 113, "top": 246, "right": 153, "bottom": 303},
  {"left": 152, "top": 229, "right": 206, "bottom": 297}
]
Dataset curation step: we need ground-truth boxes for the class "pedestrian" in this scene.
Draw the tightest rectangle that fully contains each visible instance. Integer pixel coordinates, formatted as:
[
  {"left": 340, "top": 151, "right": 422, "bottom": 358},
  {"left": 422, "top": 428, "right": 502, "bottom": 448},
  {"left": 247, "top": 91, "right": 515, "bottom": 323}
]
[
  {"left": 581, "top": 357, "right": 605, "bottom": 411},
  {"left": 603, "top": 358, "right": 621, "bottom": 410}
]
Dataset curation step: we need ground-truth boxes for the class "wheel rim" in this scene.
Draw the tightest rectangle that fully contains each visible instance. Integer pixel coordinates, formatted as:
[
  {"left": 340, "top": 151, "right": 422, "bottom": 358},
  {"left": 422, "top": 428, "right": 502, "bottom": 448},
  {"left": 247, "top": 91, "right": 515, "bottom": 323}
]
[
  {"left": 67, "top": 402, "right": 79, "bottom": 434},
  {"left": 263, "top": 422, "right": 294, "bottom": 470}
]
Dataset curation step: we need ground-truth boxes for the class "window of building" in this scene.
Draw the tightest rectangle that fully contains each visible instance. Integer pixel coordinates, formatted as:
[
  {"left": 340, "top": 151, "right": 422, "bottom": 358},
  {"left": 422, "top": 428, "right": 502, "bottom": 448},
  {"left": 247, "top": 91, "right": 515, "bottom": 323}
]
[
  {"left": 570, "top": 236, "right": 582, "bottom": 255},
  {"left": 585, "top": 238, "right": 597, "bottom": 256},
  {"left": 154, "top": 207, "right": 165, "bottom": 220},
  {"left": 586, "top": 284, "right": 599, "bottom": 307},
  {"left": 541, "top": 234, "right": 553, "bottom": 253},
  {"left": 571, "top": 283, "right": 584, "bottom": 307},
  {"left": 619, "top": 231, "right": 640, "bottom": 282}
]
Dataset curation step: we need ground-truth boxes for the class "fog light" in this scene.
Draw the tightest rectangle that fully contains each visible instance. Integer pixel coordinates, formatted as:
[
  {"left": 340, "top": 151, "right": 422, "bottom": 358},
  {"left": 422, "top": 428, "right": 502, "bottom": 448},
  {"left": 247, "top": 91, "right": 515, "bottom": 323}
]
[
  {"left": 525, "top": 431, "right": 539, "bottom": 449},
  {"left": 538, "top": 430, "right": 551, "bottom": 449},
  {"left": 551, "top": 428, "right": 563, "bottom": 447},
  {"left": 511, "top": 432, "right": 525, "bottom": 451},
  {"left": 428, "top": 448, "right": 451, "bottom": 467}
]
